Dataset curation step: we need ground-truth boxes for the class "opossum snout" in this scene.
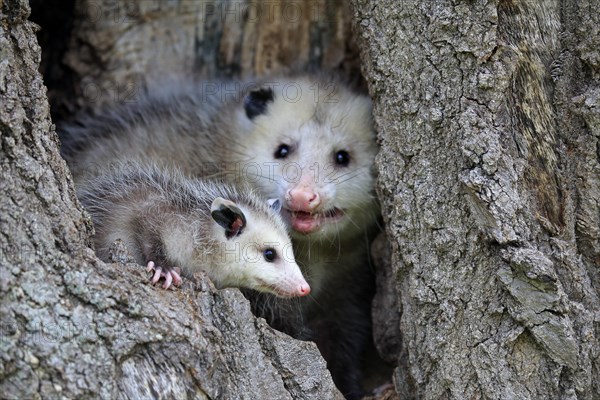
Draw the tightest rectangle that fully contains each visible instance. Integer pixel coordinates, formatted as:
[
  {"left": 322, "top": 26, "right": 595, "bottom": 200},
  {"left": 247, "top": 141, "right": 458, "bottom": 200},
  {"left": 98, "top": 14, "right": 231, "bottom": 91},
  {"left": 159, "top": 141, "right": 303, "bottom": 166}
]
[
  {"left": 276, "top": 266, "right": 311, "bottom": 298},
  {"left": 285, "top": 186, "right": 321, "bottom": 212},
  {"left": 283, "top": 279, "right": 310, "bottom": 298}
]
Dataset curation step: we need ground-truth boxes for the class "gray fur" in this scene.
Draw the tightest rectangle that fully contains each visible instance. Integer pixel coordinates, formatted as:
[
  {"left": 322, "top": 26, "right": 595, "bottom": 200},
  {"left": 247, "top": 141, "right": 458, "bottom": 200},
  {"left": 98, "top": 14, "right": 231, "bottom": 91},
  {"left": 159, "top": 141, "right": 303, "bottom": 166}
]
[
  {"left": 77, "top": 163, "right": 308, "bottom": 297},
  {"left": 59, "top": 80, "right": 240, "bottom": 182}
]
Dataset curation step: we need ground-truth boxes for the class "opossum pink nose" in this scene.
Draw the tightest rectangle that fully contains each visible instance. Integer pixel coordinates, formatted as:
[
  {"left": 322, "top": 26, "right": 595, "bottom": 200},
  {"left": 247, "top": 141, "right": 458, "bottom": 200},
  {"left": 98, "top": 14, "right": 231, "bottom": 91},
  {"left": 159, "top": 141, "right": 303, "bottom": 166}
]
[
  {"left": 286, "top": 188, "right": 321, "bottom": 211},
  {"left": 298, "top": 283, "right": 311, "bottom": 297}
]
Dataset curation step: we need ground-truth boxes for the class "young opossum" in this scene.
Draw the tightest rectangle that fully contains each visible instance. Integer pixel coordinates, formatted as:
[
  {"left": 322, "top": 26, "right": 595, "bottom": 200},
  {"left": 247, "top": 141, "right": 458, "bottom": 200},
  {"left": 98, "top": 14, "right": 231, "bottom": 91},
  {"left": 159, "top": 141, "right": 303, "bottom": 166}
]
[
  {"left": 59, "top": 75, "right": 380, "bottom": 399},
  {"left": 77, "top": 164, "right": 310, "bottom": 297}
]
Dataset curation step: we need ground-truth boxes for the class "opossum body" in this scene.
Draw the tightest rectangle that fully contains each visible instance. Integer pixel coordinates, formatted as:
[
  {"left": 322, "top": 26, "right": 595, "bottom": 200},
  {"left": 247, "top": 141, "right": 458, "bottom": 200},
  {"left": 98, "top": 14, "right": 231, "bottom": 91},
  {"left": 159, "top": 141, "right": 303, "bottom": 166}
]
[
  {"left": 77, "top": 164, "right": 310, "bottom": 297},
  {"left": 60, "top": 75, "right": 379, "bottom": 399}
]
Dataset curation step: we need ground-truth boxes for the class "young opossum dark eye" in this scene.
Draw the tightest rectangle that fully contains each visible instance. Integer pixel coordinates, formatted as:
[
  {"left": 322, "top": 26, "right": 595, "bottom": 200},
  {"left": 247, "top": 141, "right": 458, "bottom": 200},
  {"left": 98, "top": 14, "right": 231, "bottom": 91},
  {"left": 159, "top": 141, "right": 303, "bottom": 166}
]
[
  {"left": 263, "top": 248, "right": 277, "bottom": 262},
  {"left": 335, "top": 150, "right": 350, "bottom": 166},
  {"left": 274, "top": 144, "right": 291, "bottom": 159}
]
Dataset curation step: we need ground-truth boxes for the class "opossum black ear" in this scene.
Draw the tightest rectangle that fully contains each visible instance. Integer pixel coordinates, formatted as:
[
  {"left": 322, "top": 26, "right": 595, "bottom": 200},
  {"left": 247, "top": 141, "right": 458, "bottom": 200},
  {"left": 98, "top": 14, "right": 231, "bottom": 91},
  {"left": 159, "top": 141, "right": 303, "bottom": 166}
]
[
  {"left": 267, "top": 198, "right": 282, "bottom": 213},
  {"left": 244, "top": 87, "right": 274, "bottom": 119},
  {"left": 211, "top": 198, "right": 247, "bottom": 239}
]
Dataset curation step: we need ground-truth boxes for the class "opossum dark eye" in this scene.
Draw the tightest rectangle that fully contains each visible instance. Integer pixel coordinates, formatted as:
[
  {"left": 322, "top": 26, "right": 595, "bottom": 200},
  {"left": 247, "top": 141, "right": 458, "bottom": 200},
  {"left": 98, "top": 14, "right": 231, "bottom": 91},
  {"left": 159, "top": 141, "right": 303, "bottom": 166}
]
[
  {"left": 263, "top": 248, "right": 277, "bottom": 262},
  {"left": 335, "top": 150, "right": 350, "bottom": 166},
  {"left": 274, "top": 144, "right": 290, "bottom": 159}
]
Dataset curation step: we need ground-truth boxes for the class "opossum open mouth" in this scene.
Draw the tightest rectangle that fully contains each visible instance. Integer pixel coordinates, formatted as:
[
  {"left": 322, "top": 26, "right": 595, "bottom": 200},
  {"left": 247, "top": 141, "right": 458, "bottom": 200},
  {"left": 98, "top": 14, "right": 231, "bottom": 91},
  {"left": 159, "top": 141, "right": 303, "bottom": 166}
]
[{"left": 288, "top": 208, "right": 345, "bottom": 233}]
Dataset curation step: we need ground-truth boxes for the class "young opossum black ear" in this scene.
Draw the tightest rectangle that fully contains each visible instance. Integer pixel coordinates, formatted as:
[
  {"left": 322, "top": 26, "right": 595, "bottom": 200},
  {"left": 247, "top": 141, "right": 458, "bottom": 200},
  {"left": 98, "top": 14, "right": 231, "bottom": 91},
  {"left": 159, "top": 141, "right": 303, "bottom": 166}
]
[
  {"left": 211, "top": 198, "right": 247, "bottom": 239},
  {"left": 244, "top": 87, "right": 274, "bottom": 119},
  {"left": 267, "top": 198, "right": 282, "bottom": 213}
]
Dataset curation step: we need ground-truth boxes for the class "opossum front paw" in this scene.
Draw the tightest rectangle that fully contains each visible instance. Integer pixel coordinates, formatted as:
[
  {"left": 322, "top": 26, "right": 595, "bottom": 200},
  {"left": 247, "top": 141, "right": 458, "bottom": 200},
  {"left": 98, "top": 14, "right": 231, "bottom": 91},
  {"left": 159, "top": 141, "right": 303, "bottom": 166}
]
[{"left": 146, "top": 261, "right": 182, "bottom": 289}]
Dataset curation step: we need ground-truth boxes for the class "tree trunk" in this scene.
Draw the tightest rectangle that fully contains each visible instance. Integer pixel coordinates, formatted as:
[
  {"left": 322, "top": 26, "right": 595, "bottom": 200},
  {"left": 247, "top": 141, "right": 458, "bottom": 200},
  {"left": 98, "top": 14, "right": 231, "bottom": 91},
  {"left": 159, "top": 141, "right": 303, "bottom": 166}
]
[
  {"left": 10, "top": 0, "right": 599, "bottom": 398},
  {"left": 1, "top": 1, "right": 342, "bottom": 398},
  {"left": 352, "top": 0, "right": 600, "bottom": 399}
]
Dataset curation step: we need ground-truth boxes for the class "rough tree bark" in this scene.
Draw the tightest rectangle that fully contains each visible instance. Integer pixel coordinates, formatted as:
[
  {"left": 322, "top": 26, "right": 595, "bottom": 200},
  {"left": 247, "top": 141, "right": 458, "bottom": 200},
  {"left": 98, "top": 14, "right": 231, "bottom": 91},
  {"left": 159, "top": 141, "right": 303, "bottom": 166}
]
[
  {"left": 1, "top": 1, "right": 343, "bottom": 398},
  {"left": 352, "top": 1, "right": 600, "bottom": 399}
]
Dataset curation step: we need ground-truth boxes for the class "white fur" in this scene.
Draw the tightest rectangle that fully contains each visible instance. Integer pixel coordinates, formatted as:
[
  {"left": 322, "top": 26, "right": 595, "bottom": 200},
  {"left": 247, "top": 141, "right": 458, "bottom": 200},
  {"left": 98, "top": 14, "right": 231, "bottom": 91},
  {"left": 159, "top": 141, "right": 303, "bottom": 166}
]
[{"left": 229, "top": 77, "right": 379, "bottom": 242}]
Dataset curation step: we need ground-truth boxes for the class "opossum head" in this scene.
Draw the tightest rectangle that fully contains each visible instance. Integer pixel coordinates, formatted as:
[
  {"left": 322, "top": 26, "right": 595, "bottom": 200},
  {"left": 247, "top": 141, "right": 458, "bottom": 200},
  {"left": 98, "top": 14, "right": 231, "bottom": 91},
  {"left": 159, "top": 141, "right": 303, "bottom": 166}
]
[
  {"left": 207, "top": 197, "right": 311, "bottom": 297},
  {"left": 236, "top": 76, "right": 379, "bottom": 240}
]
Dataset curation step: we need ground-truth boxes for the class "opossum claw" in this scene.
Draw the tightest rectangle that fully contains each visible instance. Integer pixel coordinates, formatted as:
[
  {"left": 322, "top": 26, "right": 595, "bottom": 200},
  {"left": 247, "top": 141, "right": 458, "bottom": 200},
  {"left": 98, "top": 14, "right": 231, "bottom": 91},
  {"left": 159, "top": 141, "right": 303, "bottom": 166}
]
[
  {"left": 146, "top": 261, "right": 155, "bottom": 272},
  {"left": 163, "top": 272, "right": 172, "bottom": 289},
  {"left": 146, "top": 261, "right": 182, "bottom": 289},
  {"left": 170, "top": 269, "right": 182, "bottom": 286}
]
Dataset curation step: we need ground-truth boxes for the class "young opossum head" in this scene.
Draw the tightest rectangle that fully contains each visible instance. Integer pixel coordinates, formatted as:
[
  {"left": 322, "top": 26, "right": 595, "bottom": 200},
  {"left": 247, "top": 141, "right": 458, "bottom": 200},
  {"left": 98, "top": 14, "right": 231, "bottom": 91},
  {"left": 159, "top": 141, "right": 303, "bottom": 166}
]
[
  {"left": 206, "top": 196, "right": 311, "bottom": 297},
  {"left": 234, "top": 76, "right": 379, "bottom": 240}
]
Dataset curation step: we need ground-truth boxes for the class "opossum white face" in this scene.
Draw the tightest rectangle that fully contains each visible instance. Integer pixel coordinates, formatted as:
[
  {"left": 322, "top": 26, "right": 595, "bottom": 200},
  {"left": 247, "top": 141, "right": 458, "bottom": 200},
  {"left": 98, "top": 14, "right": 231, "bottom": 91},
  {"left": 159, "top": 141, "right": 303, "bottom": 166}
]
[
  {"left": 238, "top": 78, "right": 379, "bottom": 240},
  {"left": 208, "top": 197, "right": 310, "bottom": 297}
]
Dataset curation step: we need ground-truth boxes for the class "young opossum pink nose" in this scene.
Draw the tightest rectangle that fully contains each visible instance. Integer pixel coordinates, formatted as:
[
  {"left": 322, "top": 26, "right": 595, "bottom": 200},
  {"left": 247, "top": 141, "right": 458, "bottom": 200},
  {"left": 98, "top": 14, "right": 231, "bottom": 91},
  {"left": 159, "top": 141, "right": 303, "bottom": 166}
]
[
  {"left": 286, "top": 187, "right": 321, "bottom": 211},
  {"left": 297, "top": 283, "right": 311, "bottom": 297}
]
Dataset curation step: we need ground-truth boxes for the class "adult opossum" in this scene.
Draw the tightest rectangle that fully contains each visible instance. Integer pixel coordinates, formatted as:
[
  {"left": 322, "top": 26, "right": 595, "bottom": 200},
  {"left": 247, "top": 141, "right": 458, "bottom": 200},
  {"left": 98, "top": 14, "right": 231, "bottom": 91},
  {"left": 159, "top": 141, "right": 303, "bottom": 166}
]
[
  {"left": 60, "top": 75, "right": 380, "bottom": 399},
  {"left": 78, "top": 164, "right": 310, "bottom": 297}
]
